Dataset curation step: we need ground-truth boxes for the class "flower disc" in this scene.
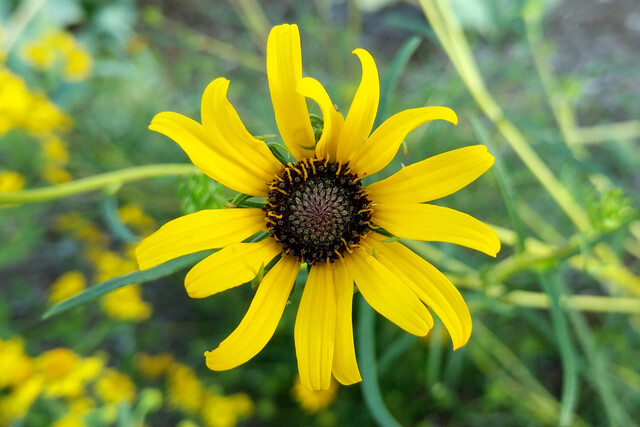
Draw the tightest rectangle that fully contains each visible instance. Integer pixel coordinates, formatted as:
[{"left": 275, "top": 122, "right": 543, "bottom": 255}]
[{"left": 264, "top": 158, "right": 372, "bottom": 264}]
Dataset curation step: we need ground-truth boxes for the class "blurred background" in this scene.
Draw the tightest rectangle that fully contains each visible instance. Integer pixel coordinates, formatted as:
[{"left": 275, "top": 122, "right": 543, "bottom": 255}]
[{"left": 1, "top": 0, "right": 639, "bottom": 425}]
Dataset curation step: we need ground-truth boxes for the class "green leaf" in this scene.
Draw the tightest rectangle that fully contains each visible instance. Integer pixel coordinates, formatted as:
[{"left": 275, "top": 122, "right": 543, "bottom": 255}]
[{"left": 42, "top": 250, "right": 213, "bottom": 319}]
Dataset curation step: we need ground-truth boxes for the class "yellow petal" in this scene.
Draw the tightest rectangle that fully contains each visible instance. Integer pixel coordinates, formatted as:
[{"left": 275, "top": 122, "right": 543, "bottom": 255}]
[
  {"left": 337, "top": 49, "right": 379, "bottom": 163},
  {"left": 331, "top": 260, "right": 362, "bottom": 385},
  {"left": 363, "top": 234, "right": 471, "bottom": 349},
  {"left": 136, "top": 209, "right": 266, "bottom": 270},
  {"left": 295, "top": 263, "right": 336, "bottom": 390},
  {"left": 372, "top": 203, "right": 501, "bottom": 257},
  {"left": 349, "top": 107, "right": 458, "bottom": 177},
  {"left": 185, "top": 238, "right": 282, "bottom": 298},
  {"left": 200, "top": 78, "right": 282, "bottom": 182},
  {"left": 297, "top": 77, "right": 344, "bottom": 160},
  {"left": 367, "top": 145, "right": 494, "bottom": 203},
  {"left": 205, "top": 255, "right": 299, "bottom": 371},
  {"left": 149, "top": 112, "right": 269, "bottom": 196},
  {"left": 266, "top": 24, "right": 315, "bottom": 160},
  {"left": 344, "top": 248, "right": 433, "bottom": 336}
]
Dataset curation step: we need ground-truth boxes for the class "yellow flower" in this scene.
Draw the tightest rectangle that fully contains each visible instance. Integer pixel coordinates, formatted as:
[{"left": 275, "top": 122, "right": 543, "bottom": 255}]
[
  {"left": 200, "top": 392, "right": 254, "bottom": 427},
  {"left": 42, "top": 165, "right": 73, "bottom": 183},
  {"left": 166, "top": 363, "right": 204, "bottom": 413},
  {"left": 118, "top": 203, "right": 156, "bottom": 236},
  {"left": 0, "top": 170, "right": 25, "bottom": 193},
  {"left": 52, "top": 413, "right": 86, "bottom": 427},
  {"left": 95, "top": 368, "right": 136, "bottom": 404},
  {"left": 0, "top": 377, "right": 43, "bottom": 424},
  {"left": 136, "top": 23, "right": 500, "bottom": 390},
  {"left": 0, "top": 337, "right": 33, "bottom": 388},
  {"left": 135, "top": 352, "right": 175, "bottom": 380},
  {"left": 100, "top": 284, "right": 152, "bottom": 321},
  {"left": 292, "top": 375, "right": 338, "bottom": 413},
  {"left": 49, "top": 271, "right": 87, "bottom": 304},
  {"left": 36, "top": 348, "right": 104, "bottom": 398},
  {"left": 41, "top": 135, "right": 69, "bottom": 166},
  {"left": 63, "top": 47, "right": 92, "bottom": 82},
  {"left": 21, "top": 30, "right": 92, "bottom": 81}
]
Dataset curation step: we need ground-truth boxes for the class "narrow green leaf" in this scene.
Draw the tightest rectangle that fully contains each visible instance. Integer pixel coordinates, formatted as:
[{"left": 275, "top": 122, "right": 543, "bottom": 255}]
[
  {"left": 357, "top": 297, "right": 402, "bottom": 427},
  {"left": 377, "top": 36, "right": 422, "bottom": 128},
  {"left": 42, "top": 250, "right": 212, "bottom": 319}
]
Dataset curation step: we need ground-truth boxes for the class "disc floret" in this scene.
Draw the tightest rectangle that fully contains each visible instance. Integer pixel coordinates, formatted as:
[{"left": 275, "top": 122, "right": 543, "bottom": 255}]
[{"left": 264, "top": 158, "right": 373, "bottom": 264}]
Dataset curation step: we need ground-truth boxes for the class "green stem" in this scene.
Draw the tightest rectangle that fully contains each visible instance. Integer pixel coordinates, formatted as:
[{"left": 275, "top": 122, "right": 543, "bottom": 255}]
[
  {"left": 357, "top": 298, "right": 402, "bottom": 427},
  {"left": 538, "top": 272, "right": 578, "bottom": 426},
  {"left": 0, "top": 164, "right": 198, "bottom": 204}
]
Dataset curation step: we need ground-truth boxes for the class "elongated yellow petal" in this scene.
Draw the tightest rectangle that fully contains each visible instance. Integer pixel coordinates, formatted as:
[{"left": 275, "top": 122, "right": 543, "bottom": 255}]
[
  {"left": 200, "top": 78, "right": 282, "bottom": 182},
  {"left": 295, "top": 263, "right": 336, "bottom": 390},
  {"left": 363, "top": 234, "right": 471, "bottom": 349},
  {"left": 344, "top": 248, "right": 433, "bottom": 336},
  {"left": 266, "top": 24, "right": 315, "bottom": 160},
  {"left": 185, "top": 238, "right": 282, "bottom": 298},
  {"left": 349, "top": 107, "right": 458, "bottom": 177},
  {"left": 205, "top": 255, "right": 299, "bottom": 371},
  {"left": 367, "top": 145, "right": 494, "bottom": 203},
  {"left": 337, "top": 49, "right": 379, "bottom": 163},
  {"left": 297, "top": 77, "right": 344, "bottom": 160},
  {"left": 149, "top": 112, "right": 269, "bottom": 196},
  {"left": 331, "top": 260, "right": 361, "bottom": 385},
  {"left": 136, "top": 209, "right": 266, "bottom": 270},
  {"left": 372, "top": 203, "right": 501, "bottom": 257}
]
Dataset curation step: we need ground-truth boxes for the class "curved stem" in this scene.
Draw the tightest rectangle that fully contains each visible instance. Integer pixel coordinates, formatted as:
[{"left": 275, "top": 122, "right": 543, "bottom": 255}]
[
  {"left": 357, "top": 297, "right": 401, "bottom": 427},
  {"left": 0, "top": 164, "right": 198, "bottom": 204}
]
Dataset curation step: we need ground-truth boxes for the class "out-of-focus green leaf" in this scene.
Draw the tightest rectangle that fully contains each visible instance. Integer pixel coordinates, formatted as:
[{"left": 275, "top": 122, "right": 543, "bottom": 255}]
[{"left": 42, "top": 250, "right": 212, "bottom": 319}]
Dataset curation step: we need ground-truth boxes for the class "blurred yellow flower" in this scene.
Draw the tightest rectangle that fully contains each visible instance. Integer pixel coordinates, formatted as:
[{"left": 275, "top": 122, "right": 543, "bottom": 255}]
[
  {"left": 95, "top": 369, "right": 136, "bottom": 404},
  {"left": 292, "top": 375, "right": 338, "bottom": 413},
  {"left": 63, "top": 47, "right": 92, "bottom": 82},
  {"left": 24, "top": 93, "right": 72, "bottom": 134},
  {"left": 0, "top": 170, "right": 25, "bottom": 193},
  {"left": 49, "top": 271, "right": 87, "bottom": 305},
  {"left": 52, "top": 413, "right": 86, "bottom": 427},
  {"left": 167, "top": 363, "right": 204, "bottom": 413},
  {"left": 42, "top": 165, "right": 72, "bottom": 183},
  {"left": 100, "top": 284, "right": 152, "bottom": 321},
  {"left": 37, "top": 348, "right": 104, "bottom": 399},
  {"left": 21, "top": 30, "right": 92, "bottom": 82},
  {"left": 119, "top": 203, "right": 156, "bottom": 236},
  {"left": 0, "top": 66, "right": 72, "bottom": 136},
  {"left": 200, "top": 392, "right": 254, "bottom": 427},
  {"left": 0, "top": 377, "right": 43, "bottom": 424},
  {"left": 0, "top": 337, "right": 33, "bottom": 388},
  {"left": 41, "top": 135, "right": 69, "bottom": 166},
  {"left": 135, "top": 352, "right": 175, "bottom": 380}
]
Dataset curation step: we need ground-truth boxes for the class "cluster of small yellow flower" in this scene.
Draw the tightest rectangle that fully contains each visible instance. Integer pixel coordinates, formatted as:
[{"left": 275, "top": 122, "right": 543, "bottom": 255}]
[
  {"left": 0, "top": 28, "right": 92, "bottom": 190},
  {"left": 0, "top": 337, "right": 131, "bottom": 426},
  {"left": 0, "top": 338, "right": 255, "bottom": 426},
  {"left": 135, "top": 352, "right": 254, "bottom": 427},
  {"left": 21, "top": 30, "right": 92, "bottom": 82},
  {"left": 52, "top": 205, "right": 156, "bottom": 321}
]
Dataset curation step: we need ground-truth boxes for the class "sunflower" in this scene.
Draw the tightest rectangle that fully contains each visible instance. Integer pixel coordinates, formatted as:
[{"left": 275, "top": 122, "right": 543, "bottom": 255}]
[{"left": 136, "top": 24, "right": 500, "bottom": 390}]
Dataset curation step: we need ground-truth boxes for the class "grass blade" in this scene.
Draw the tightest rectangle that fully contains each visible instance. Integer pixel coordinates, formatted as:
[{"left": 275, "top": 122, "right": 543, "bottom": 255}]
[{"left": 42, "top": 250, "right": 212, "bottom": 319}]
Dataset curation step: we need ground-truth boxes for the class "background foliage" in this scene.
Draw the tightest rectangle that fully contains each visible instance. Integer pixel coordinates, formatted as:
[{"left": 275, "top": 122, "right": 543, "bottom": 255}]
[{"left": 1, "top": 0, "right": 639, "bottom": 425}]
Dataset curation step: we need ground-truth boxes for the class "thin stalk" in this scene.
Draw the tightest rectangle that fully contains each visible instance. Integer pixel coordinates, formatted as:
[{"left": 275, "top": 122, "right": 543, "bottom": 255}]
[
  {"left": 357, "top": 298, "right": 402, "bottom": 427},
  {"left": 538, "top": 272, "right": 578, "bottom": 426},
  {"left": 419, "top": 0, "right": 591, "bottom": 231},
  {"left": 2, "top": 0, "right": 49, "bottom": 53},
  {"left": 0, "top": 164, "right": 198, "bottom": 204}
]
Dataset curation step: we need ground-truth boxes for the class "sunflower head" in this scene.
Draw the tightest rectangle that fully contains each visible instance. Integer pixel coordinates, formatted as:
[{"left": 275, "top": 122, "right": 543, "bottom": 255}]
[
  {"left": 137, "top": 23, "right": 500, "bottom": 391},
  {"left": 264, "top": 158, "right": 372, "bottom": 264}
]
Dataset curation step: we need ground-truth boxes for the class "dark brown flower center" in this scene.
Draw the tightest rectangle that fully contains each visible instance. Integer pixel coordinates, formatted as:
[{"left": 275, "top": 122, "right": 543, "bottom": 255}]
[{"left": 264, "top": 158, "right": 372, "bottom": 264}]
